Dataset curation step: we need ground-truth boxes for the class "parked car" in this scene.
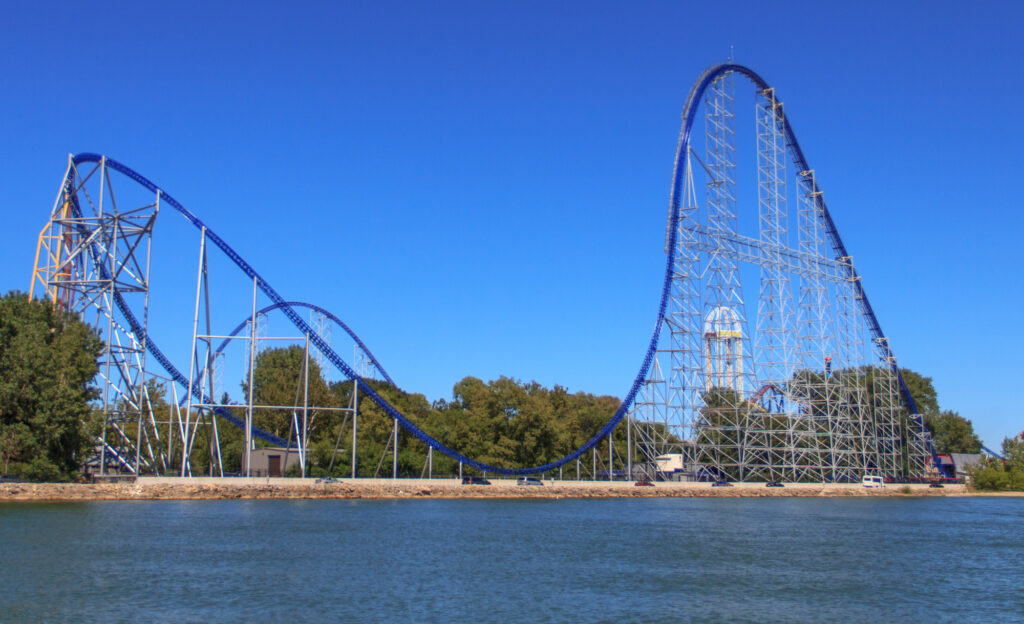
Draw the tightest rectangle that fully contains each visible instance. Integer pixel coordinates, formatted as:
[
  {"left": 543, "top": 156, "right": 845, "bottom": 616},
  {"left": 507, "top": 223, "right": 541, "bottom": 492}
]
[
  {"left": 929, "top": 482, "right": 944, "bottom": 489},
  {"left": 461, "top": 476, "right": 491, "bottom": 485},
  {"left": 315, "top": 476, "right": 341, "bottom": 484},
  {"left": 766, "top": 481, "right": 784, "bottom": 488},
  {"left": 861, "top": 475, "right": 885, "bottom": 489},
  {"left": 712, "top": 480, "right": 732, "bottom": 487},
  {"left": 634, "top": 480, "right": 655, "bottom": 487},
  {"left": 517, "top": 476, "right": 543, "bottom": 486}
]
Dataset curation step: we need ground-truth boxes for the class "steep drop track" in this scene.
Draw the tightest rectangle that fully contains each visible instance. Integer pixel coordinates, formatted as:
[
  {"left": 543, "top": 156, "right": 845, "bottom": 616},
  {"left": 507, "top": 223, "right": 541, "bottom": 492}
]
[{"left": 67, "top": 62, "right": 938, "bottom": 475}]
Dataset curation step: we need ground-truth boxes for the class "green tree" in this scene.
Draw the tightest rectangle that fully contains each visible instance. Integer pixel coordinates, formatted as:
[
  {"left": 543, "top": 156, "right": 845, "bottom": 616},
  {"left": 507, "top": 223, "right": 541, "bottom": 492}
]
[
  {"left": 0, "top": 292, "right": 102, "bottom": 480},
  {"left": 1002, "top": 436, "right": 1024, "bottom": 468},
  {"left": 967, "top": 437, "right": 1024, "bottom": 491},
  {"left": 924, "top": 410, "right": 982, "bottom": 454},
  {"left": 898, "top": 369, "right": 939, "bottom": 416},
  {"left": 244, "top": 345, "right": 337, "bottom": 441}
]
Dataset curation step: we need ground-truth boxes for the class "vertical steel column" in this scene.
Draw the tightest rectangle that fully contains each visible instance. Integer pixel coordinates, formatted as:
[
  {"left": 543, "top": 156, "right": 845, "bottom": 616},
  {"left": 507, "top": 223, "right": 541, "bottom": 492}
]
[
  {"left": 183, "top": 228, "right": 206, "bottom": 477},
  {"left": 626, "top": 412, "right": 632, "bottom": 480},
  {"left": 795, "top": 169, "right": 832, "bottom": 481},
  {"left": 755, "top": 87, "right": 796, "bottom": 481},
  {"left": 608, "top": 429, "right": 613, "bottom": 480},
  {"left": 302, "top": 334, "right": 310, "bottom": 478},
  {"left": 632, "top": 357, "right": 667, "bottom": 480},
  {"left": 871, "top": 348, "right": 902, "bottom": 477},
  {"left": 167, "top": 391, "right": 176, "bottom": 472},
  {"left": 245, "top": 276, "right": 257, "bottom": 477},
  {"left": 351, "top": 380, "right": 358, "bottom": 479},
  {"left": 200, "top": 239, "right": 217, "bottom": 477},
  {"left": 97, "top": 158, "right": 110, "bottom": 476},
  {"left": 392, "top": 418, "right": 398, "bottom": 478},
  {"left": 697, "top": 74, "right": 750, "bottom": 481},
  {"left": 134, "top": 189, "right": 160, "bottom": 475},
  {"left": 661, "top": 153, "right": 705, "bottom": 476},
  {"left": 836, "top": 257, "right": 870, "bottom": 477}
]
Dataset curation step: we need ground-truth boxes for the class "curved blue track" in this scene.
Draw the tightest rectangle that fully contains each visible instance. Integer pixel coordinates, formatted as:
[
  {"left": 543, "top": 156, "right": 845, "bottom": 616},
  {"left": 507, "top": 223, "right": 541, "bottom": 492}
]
[
  {"left": 671, "top": 64, "right": 942, "bottom": 473},
  {"left": 214, "top": 301, "right": 395, "bottom": 386},
  {"left": 69, "top": 62, "right": 940, "bottom": 476}
]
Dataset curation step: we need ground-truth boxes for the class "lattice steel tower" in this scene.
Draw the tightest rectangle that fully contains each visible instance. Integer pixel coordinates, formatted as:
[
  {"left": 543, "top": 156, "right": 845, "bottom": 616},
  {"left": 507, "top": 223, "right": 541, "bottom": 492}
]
[
  {"left": 629, "top": 66, "right": 936, "bottom": 482},
  {"left": 31, "top": 155, "right": 165, "bottom": 475}
]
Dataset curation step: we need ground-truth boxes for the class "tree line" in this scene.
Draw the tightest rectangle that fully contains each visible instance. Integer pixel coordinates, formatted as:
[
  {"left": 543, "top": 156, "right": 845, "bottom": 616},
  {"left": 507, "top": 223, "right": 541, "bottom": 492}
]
[
  {"left": 219, "top": 344, "right": 626, "bottom": 478},
  {"left": 968, "top": 439, "right": 1024, "bottom": 491},
  {"left": 0, "top": 289, "right": 1013, "bottom": 486},
  {"left": 124, "top": 343, "right": 627, "bottom": 479}
]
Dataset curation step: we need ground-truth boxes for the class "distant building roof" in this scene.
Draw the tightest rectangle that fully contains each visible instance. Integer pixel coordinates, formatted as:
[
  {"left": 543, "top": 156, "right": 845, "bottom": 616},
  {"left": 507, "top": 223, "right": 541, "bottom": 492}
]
[{"left": 950, "top": 453, "right": 983, "bottom": 475}]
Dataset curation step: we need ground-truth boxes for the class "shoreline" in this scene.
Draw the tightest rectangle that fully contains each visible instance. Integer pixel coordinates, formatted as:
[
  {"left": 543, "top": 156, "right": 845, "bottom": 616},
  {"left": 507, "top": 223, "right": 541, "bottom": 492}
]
[{"left": 2, "top": 477, "right": 1019, "bottom": 502}]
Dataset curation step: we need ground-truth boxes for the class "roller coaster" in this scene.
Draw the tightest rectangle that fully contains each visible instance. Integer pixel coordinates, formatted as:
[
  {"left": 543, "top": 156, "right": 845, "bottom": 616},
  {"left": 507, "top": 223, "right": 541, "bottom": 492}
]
[{"left": 29, "top": 63, "right": 948, "bottom": 481}]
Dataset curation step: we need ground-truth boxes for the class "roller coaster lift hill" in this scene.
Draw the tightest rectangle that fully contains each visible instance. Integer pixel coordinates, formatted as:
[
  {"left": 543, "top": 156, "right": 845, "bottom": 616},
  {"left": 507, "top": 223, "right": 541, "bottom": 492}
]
[{"left": 29, "top": 63, "right": 953, "bottom": 480}]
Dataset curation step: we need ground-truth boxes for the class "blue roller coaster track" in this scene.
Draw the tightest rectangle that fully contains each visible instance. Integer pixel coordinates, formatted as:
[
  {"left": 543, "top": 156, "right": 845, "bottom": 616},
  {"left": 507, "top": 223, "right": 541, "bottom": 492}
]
[
  {"left": 213, "top": 301, "right": 395, "bottom": 387},
  {"left": 65, "top": 62, "right": 945, "bottom": 477},
  {"left": 170, "top": 301, "right": 395, "bottom": 443}
]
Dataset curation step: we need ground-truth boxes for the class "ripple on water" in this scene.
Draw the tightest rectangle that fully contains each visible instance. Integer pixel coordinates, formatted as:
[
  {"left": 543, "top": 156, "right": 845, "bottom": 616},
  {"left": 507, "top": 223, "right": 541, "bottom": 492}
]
[{"left": 0, "top": 497, "right": 1021, "bottom": 623}]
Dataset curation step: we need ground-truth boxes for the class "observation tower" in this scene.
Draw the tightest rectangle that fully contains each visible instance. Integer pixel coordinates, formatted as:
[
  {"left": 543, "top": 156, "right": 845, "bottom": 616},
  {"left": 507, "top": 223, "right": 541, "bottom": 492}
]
[{"left": 703, "top": 306, "right": 744, "bottom": 394}]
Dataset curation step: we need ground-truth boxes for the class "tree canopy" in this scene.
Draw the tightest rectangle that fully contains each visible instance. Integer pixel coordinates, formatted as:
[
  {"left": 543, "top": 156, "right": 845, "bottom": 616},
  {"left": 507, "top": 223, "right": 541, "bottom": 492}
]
[
  {"left": 899, "top": 369, "right": 939, "bottom": 416},
  {"left": 231, "top": 345, "right": 624, "bottom": 477},
  {"left": 969, "top": 437, "right": 1024, "bottom": 491},
  {"left": 0, "top": 292, "right": 102, "bottom": 480},
  {"left": 924, "top": 410, "right": 982, "bottom": 454}
]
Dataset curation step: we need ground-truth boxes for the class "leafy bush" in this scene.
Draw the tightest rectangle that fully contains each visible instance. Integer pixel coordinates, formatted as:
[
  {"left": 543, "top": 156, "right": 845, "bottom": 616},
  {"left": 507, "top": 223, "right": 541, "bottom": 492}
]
[
  {"left": 10, "top": 457, "right": 63, "bottom": 482},
  {"left": 968, "top": 438, "right": 1024, "bottom": 491}
]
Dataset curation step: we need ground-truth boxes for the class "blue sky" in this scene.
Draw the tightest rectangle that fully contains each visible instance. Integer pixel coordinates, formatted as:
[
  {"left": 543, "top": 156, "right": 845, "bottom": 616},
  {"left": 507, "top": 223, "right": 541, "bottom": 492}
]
[{"left": 2, "top": 1, "right": 1022, "bottom": 450}]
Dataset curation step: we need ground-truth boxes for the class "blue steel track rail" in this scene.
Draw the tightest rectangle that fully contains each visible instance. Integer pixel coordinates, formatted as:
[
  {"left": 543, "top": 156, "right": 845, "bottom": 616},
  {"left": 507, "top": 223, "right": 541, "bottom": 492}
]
[
  {"left": 172, "top": 302, "right": 395, "bottom": 424},
  {"left": 69, "top": 62, "right": 941, "bottom": 476},
  {"left": 671, "top": 64, "right": 944, "bottom": 475},
  {"left": 214, "top": 301, "right": 395, "bottom": 387},
  {"left": 71, "top": 152, "right": 636, "bottom": 475},
  {"left": 62, "top": 172, "right": 290, "bottom": 448}
]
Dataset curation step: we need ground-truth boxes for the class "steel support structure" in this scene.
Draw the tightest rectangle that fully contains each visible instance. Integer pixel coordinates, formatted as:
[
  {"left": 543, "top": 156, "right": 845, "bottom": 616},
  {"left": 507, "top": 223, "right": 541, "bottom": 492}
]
[
  {"left": 753, "top": 87, "right": 799, "bottom": 481},
  {"left": 30, "top": 156, "right": 164, "bottom": 476},
  {"left": 631, "top": 71, "right": 933, "bottom": 482},
  {"left": 34, "top": 63, "right": 939, "bottom": 482}
]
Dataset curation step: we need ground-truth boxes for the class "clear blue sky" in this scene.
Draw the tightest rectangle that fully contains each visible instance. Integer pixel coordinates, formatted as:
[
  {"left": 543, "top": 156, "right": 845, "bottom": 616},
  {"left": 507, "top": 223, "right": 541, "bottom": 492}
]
[{"left": 2, "top": 1, "right": 1022, "bottom": 450}]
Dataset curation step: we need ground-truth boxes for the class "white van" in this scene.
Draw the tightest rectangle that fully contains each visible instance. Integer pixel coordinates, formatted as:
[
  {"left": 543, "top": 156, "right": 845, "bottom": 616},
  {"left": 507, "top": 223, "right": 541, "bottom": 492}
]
[{"left": 861, "top": 475, "right": 885, "bottom": 488}]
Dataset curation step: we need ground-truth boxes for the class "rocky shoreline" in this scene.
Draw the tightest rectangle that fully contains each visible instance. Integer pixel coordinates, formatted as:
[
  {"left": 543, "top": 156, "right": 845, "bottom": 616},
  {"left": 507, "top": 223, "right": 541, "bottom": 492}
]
[{"left": 0, "top": 477, "right": 996, "bottom": 502}]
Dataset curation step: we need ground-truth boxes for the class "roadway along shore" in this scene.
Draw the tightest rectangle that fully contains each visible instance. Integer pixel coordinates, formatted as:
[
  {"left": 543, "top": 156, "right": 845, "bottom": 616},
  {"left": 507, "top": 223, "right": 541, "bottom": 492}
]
[{"left": 2, "top": 477, "right": 1015, "bottom": 502}]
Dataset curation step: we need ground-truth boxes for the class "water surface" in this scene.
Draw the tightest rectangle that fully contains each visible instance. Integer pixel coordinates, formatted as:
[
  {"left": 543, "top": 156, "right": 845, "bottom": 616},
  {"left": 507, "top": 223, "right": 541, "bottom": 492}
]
[{"left": 1, "top": 497, "right": 1021, "bottom": 623}]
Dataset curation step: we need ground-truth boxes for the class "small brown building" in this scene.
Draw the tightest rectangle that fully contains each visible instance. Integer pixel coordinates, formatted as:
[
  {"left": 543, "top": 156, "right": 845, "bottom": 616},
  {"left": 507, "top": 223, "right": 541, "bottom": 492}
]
[{"left": 243, "top": 447, "right": 303, "bottom": 477}]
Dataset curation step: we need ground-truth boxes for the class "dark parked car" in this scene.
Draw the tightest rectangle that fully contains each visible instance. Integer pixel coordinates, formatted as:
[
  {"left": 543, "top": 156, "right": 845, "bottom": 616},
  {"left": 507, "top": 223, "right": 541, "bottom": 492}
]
[
  {"left": 461, "top": 476, "right": 491, "bottom": 485},
  {"left": 634, "top": 480, "right": 655, "bottom": 487},
  {"left": 766, "top": 481, "right": 784, "bottom": 488},
  {"left": 517, "top": 477, "right": 543, "bottom": 486},
  {"left": 929, "top": 482, "right": 944, "bottom": 489},
  {"left": 712, "top": 480, "right": 732, "bottom": 487}
]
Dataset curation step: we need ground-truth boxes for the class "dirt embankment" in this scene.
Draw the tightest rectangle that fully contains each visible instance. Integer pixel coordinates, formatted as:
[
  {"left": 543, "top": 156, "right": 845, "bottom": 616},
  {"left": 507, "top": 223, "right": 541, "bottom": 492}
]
[{"left": 0, "top": 478, "right": 980, "bottom": 502}]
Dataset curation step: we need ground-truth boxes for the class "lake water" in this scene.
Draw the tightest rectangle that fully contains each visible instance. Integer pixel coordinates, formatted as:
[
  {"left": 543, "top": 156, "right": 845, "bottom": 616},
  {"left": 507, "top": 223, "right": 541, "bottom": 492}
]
[{"left": 1, "top": 497, "right": 1021, "bottom": 623}]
